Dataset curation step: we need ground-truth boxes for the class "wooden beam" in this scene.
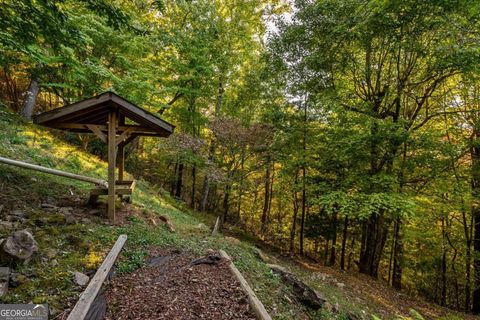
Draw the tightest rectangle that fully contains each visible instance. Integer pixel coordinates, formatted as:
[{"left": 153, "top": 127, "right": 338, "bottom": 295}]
[
  {"left": 107, "top": 111, "right": 117, "bottom": 221},
  {"left": 115, "top": 127, "right": 134, "bottom": 147},
  {"left": 118, "top": 134, "right": 138, "bottom": 148},
  {"left": 117, "top": 143, "right": 125, "bottom": 181},
  {"left": 67, "top": 235, "right": 127, "bottom": 320},
  {"left": 49, "top": 123, "right": 160, "bottom": 136},
  {"left": 219, "top": 250, "right": 272, "bottom": 320},
  {"left": 86, "top": 125, "right": 107, "bottom": 143}
]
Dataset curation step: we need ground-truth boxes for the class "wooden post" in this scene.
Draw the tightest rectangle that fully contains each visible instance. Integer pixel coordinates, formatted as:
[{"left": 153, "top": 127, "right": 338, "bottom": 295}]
[
  {"left": 117, "top": 144, "right": 125, "bottom": 182},
  {"left": 107, "top": 111, "right": 117, "bottom": 221}
]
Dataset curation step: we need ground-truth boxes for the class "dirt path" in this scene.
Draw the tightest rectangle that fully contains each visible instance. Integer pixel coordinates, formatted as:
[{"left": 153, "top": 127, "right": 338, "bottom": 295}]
[{"left": 105, "top": 248, "right": 256, "bottom": 320}]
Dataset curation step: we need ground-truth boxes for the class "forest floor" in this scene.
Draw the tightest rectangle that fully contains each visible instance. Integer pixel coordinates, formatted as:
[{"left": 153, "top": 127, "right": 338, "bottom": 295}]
[
  {"left": 0, "top": 106, "right": 472, "bottom": 320},
  {"left": 106, "top": 247, "right": 255, "bottom": 320}
]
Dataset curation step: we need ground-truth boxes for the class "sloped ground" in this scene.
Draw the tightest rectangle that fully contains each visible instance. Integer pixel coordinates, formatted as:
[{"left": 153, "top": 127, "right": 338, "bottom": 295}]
[
  {"left": 0, "top": 106, "right": 469, "bottom": 320},
  {"left": 0, "top": 108, "right": 318, "bottom": 319},
  {"left": 289, "top": 259, "right": 475, "bottom": 320},
  {"left": 106, "top": 248, "right": 255, "bottom": 320}
]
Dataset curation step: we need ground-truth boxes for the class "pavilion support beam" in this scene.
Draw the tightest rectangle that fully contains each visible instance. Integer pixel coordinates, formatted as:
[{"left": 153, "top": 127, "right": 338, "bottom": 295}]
[
  {"left": 107, "top": 111, "right": 117, "bottom": 221},
  {"left": 115, "top": 127, "right": 134, "bottom": 147},
  {"left": 86, "top": 124, "right": 107, "bottom": 143},
  {"left": 117, "top": 143, "right": 125, "bottom": 182}
]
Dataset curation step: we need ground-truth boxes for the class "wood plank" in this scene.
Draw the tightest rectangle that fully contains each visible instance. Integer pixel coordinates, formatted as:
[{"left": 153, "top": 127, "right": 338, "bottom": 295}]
[
  {"left": 111, "top": 94, "right": 174, "bottom": 133},
  {"left": 34, "top": 93, "right": 111, "bottom": 124},
  {"left": 86, "top": 124, "right": 107, "bottom": 143},
  {"left": 67, "top": 235, "right": 127, "bottom": 320},
  {"left": 219, "top": 250, "right": 272, "bottom": 320},
  {"left": 107, "top": 111, "right": 117, "bottom": 221},
  {"left": 51, "top": 123, "right": 158, "bottom": 134},
  {"left": 90, "top": 188, "right": 133, "bottom": 196}
]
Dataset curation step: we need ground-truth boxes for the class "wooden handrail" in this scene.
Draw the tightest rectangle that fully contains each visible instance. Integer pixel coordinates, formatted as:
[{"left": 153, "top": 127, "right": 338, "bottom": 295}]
[{"left": 0, "top": 156, "right": 108, "bottom": 188}]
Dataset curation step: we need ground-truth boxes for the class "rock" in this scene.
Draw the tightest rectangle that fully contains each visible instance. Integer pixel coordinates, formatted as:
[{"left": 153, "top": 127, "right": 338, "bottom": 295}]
[
  {"left": 89, "top": 209, "right": 101, "bottom": 216},
  {"left": 10, "top": 210, "right": 26, "bottom": 218},
  {"left": 9, "top": 272, "right": 24, "bottom": 288},
  {"left": 225, "top": 236, "right": 241, "bottom": 245},
  {"left": 314, "top": 272, "right": 329, "bottom": 281},
  {"left": 347, "top": 312, "right": 361, "bottom": 320},
  {"left": 0, "top": 267, "right": 9, "bottom": 296},
  {"left": 58, "top": 207, "right": 73, "bottom": 215},
  {"left": 324, "top": 301, "right": 336, "bottom": 313},
  {"left": 0, "top": 221, "right": 14, "bottom": 232},
  {"left": 65, "top": 215, "right": 76, "bottom": 224},
  {"left": 0, "top": 230, "right": 38, "bottom": 263},
  {"left": 196, "top": 223, "right": 208, "bottom": 231},
  {"left": 44, "top": 249, "right": 58, "bottom": 260},
  {"left": 267, "top": 263, "right": 288, "bottom": 273},
  {"left": 269, "top": 264, "right": 325, "bottom": 309},
  {"left": 74, "top": 271, "right": 90, "bottom": 286},
  {"left": 253, "top": 248, "right": 278, "bottom": 263},
  {"left": 158, "top": 215, "right": 175, "bottom": 232},
  {"left": 336, "top": 282, "right": 345, "bottom": 288},
  {"left": 81, "top": 218, "right": 91, "bottom": 224}
]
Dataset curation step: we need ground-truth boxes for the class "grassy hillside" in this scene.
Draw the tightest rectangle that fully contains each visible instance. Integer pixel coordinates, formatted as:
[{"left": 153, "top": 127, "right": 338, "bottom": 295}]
[{"left": 0, "top": 105, "right": 465, "bottom": 320}]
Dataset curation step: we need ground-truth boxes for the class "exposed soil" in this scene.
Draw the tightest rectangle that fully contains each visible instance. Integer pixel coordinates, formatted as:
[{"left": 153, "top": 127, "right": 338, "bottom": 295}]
[{"left": 105, "top": 248, "right": 256, "bottom": 320}]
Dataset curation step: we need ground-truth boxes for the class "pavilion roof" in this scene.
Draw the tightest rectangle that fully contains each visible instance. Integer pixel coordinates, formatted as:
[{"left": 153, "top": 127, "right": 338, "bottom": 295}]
[{"left": 33, "top": 91, "right": 174, "bottom": 137}]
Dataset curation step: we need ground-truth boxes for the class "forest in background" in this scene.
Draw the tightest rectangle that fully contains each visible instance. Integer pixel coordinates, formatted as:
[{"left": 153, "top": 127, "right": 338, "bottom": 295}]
[{"left": 1, "top": 0, "right": 480, "bottom": 316}]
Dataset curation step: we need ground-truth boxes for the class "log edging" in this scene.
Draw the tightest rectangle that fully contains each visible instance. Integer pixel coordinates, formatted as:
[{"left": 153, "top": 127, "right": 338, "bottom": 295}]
[
  {"left": 67, "top": 234, "right": 127, "bottom": 320},
  {"left": 219, "top": 249, "right": 272, "bottom": 320}
]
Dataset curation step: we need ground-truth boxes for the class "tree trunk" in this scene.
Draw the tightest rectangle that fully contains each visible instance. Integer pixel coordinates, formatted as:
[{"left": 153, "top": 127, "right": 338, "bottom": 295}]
[
  {"left": 299, "top": 165, "right": 306, "bottom": 255},
  {"left": 348, "top": 235, "right": 355, "bottom": 271},
  {"left": 463, "top": 201, "right": 473, "bottom": 312},
  {"left": 359, "top": 212, "right": 390, "bottom": 277},
  {"left": 340, "top": 215, "right": 349, "bottom": 271},
  {"left": 261, "top": 159, "right": 271, "bottom": 234},
  {"left": 175, "top": 163, "right": 184, "bottom": 200},
  {"left": 191, "top": 165, "right": 196, "bottom": 209},
  {"left": 324, "top": 239, "right": 329, "bottom": 266},
  {"left": 222, "top": 183, "right": 231, "bottom": 224},
  {"left": 237, "top": 155, "right": 245, "bottom": 222},
  {"left": 171, "top": 162, "right": 178, "bottom": 196},
  {"left": 472, "top": 127, "right": 480, "bottom": 314},
  {"left": 392, "top": 217, "right": 403, "bottom": 289},
  {"left": 200, "top": 175, "right": 210, "bottom": 211},
  {"left": 21, "top": 77, "right": 39, "bottom": 119},
  {"left": 290, "top": 173, "right": 299, "bottom": 253},
  {"left": 200, "top": 142, "right": 215, "bottom": 211},
  {"left": 329, "top": 209, "right": 338, "bottom": 266},
  {"left": 200, "top": 79, "right": 224, "bottom": 211},
  {"left": 441, "top": 213, "right": 447, "bottom": 307}
]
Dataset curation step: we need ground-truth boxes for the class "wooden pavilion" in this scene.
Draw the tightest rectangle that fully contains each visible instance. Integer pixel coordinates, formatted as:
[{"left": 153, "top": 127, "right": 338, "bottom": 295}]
[{"left": 33, "top": 91, "right": 174, "bottom": 221}]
